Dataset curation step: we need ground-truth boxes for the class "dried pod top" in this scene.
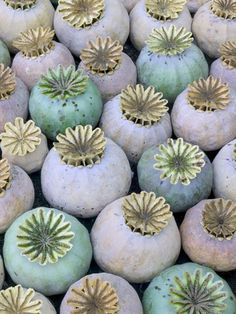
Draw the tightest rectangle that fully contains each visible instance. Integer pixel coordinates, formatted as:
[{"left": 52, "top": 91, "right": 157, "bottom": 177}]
[
  {"left": 3, "top": 0, "right": 36, "bottom": 10},
  {"left": 146, "top": 26, "right": 193, "bottom": 56},
  {"left": 0, "top": 158, "right": 11, "bottom": 197},
  {"left": 0, "top": 285, "right": 42, "bottom": 313},
  {"left": 13, "top": 27, "right": 55, "bottom": 58},
  {"left": 122, "top": 191, "right": 172, "bottom": 236},
  {"left": 145, "top": 0, "right": 187, "bottom": 21},
  {"left": 154, "top": 138, "right": 205, "bottom": 185},
  {"left": 80, "top": 37, "right": 123, "bottom": 76},
  {"left": 0, "top": 64, "right": 16, "bottom": 100},
  {"left": 220, "top": 41, "right": 236, "bottom": 69},
  {"left": 39, "top": 65, "right": 88, "bottom": 100},
  {"left": 187, "top": 76, "right": 230, "bottom": 112},
  {"left": 0, "top": 117, "right": 41, "bottom": 156},
  {"left": 201, "top": 198, "right": 236, "bottom": 241},
  {"left": 170, "top": 269, "right": 227, "bottom": 313},
  {"left": 120, "top": 84, "right": 168, "bottom": 126},
  {"left": 58, "top": 0, "right": 105, "bottom": 29},
  {"left": 17, "top": 208, "right": 75, "bottom": 266},
  {"left": 54, "top": 125, "right": 106, "bottom": 167},
  {"left": 211, "top": 0, "right": 236, "bottom": 19},
  {"left": 67, "top": 277, "right": 120, "bottom": 314}
]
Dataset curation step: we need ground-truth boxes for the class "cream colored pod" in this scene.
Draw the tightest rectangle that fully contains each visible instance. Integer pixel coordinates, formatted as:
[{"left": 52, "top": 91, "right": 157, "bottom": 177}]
[
  {"left": 54, "top": 0, "right": 129, "bottom": 57},
  {"left": 0, "top": 0, "right": 54, "bottom": 52},
  {"left": 91, "top": 191, "right": 181, "bottom": 283},
  {"left": 181, "top": 198, "right": 236, "bottom": 272},
  {"left": 171, "top": 76, "right": 236, "bottom": 151},
  {"left": 0, "top": 285, "right": 56, "bottom": 314},
  {"left": 12, "top": 27, "right": 75, "bottom": 90},
  {"left": 41, "top": 125, "right": 132, "bottom": 218},
  {"left": 210, "top": 41, "right": 236, "bottom": 90},
  {"left": 192, "top": 0, "right": 236, "bottom": 58},
  {"left": 0, "top": 64, "right": 29, "bottom": 133},
  {"left": 121, "top": 0, "right": 139, "bottom": 12},
  {"left": 130, "top": 0, "right": 192, "bottom": 50},
  {"left": 0, "top": 118, "right": 49, "bottom": 174},
  {"left": 60, "top": 273, "right": 143, "bottom": 314},
  {"left": 0, "top": 256, "right": 4, "bottom": 289},
  {"left": 213, "top": 139, "right": 236, "bottom": 202},
  {"left": 0, "top": 158, "right": 34, "bottom": 233},
  {"left": 78, "top": 37, "right": 137, "bottom": 102},
  {"left": 100, "top": 84, "right": 172, "bottom": 163}
]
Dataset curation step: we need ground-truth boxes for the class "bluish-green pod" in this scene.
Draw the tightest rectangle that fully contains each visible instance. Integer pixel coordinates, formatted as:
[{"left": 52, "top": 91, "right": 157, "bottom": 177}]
[
  {"left": 29, "top": 65, "right": 103, "bottom": 140},
  {"left": 3, "top": 207, "right": 92, "bottom": 296},
  {"left": 136, "top": 44, "right": 208, "bottom": 104},
  {"left": 0, "top": 39, "right": 11, "bottom": 67},
  {"left": 143, "top": 263, "right": 236, "bottom": 314},
  {"left": 137, "top": 139, "right": 213, "bottom": 212}
]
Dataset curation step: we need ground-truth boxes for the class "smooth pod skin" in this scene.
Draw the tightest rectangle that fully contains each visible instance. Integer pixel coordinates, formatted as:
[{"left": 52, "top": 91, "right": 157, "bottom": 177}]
[
  {"left": 0, "top": 39, "right": 11, "bottom": 67},
  {"left": 171, "top": 88, "right": 236, "bottom": 151},
  {"left": 210, "top": 59, "right": 236, "bottom": 90},
  {"left": 121, "top": 0, "right": 139, "bottom": 12},
  {"left": 0, "top": 256, "right": 4, "bottom": 289},
  {"left": 54, "top": 0, "right": 129, "bottom": 56},
  {"left": 181, "top": 199, "right": 236, "bottom": 271},
  {"left": 100, "top": 94, "right": 172, "bottom": 163},
  {"left": 0, "top": 77, "right": 29, "bottom": 132},
  {"left": 0, "top": 0, "right": 55, "bottom": 52},
  {"left": 137, "top": 145, "right": 213, "bottom": 212},
  {"left": 0, "top": 165, "right": 35, "bottom": 233},
  {"left": 192, "top": 1, "right": 236, "bottom": 58},
  {"left": 136, "top": 44, "right": 208, "bottom": 104},
  {"left": 213, "top": 139, "right": 236, "bottom": 201},
  {"left": 130, "top": 0, "right": 192, "bottom": 50},
  {"left": 29, "top": 78, "right": 103, "bottom": 140},
  {"left": 142, "top": 263, "right": 236, "bottom": 314},
  {"left": 3, "top": 207, "right": 92, "bottom": 296},
  {"left": 187, "top": 0, "right": 208, "bottom": 12},
  {"left": 1, "top": 134, "right": 49, "bottom": 174},
  {"left": 78, "top": 53, "right": 137, "bottom": 102},
  {"left": 91, "top": 197, "right": 181, "bottom": 283},
  {"left": 12, "top": 42, "right": 75, "bottom": 90},
  {"left": 41, "top": 138, "right": 132, "bottom": 218},
  {"left": 60, "top": 273, "right": 143, "bottom": 314}
]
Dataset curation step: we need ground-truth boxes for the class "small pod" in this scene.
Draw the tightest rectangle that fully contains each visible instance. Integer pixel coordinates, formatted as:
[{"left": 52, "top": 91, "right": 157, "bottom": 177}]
[
  {"left": 0, "top": 118, "right": 49, "bottom": 174},
  {"left": 0, "top": 0, "right": 54, "bottom": 52},
  {"left": 181, "top": 198, "right": 236, "bottom": 271},
  {"left": 100, "top": 84, "right": 172, "bottom": 163},
  {"left": 0, "top": 64, "right": 29, "bottom": 133},
  {"left": 171, "top": 76, "right": 236, "bottom": 151},
  {"left": 142, "top": 262, "right": 236, "bottom": 314},
  {"left": 210, "top": 41, "right": 236, "bottom": 90},
  {"left": 60, "top": 273, "right": 143, "bottom": 314},
  {"left": 213, "top": 139, "right": 236, "bottom": 201},
  {"left": 130, "top": 0, "right": 192, "bottom": 50},
  {"left": 137, "top": 138, "right": 213, "bottom": 212},
  {"left": 29, "top": 65, "right": 103, "bottom": 140},
  {"left": 3, "top": 207, "right": 92, "bottom": 296},
  {"left": 12, "top": 27, "right": 75, "bottom": 90},
  {"left": 136, "top": 25, "right": 208, "bottom": 104},
  {"left": 78, "top": 37, "right": 137, "bottom": 102},
  {"left": 54, "top": 0, "right": 129, "bottom": 56},
  {"left": 192, "top": 0, "right": 236, "bottom": 58},
  {"left": 0, "top": 158, "right": 34, "bottom": 233},
  {"left": 41, "top": 125, "right": 132, "bottom": 218},
  {"left": 91, "top": 191, "right": 181, "bottom": 283},
  {"left": 0, "top": 285, "right": 56, "bottom": 314}
]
